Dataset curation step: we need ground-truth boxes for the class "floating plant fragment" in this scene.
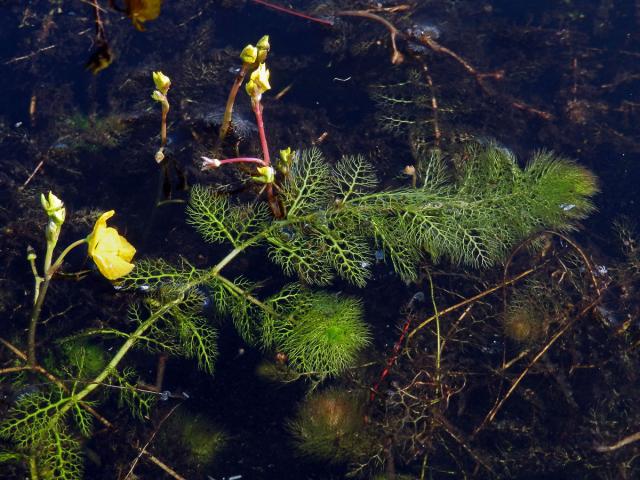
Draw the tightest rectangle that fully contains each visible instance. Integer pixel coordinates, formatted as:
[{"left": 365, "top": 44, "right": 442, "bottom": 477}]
[{"left": 120, "top": 0, "right": 163, "bottom": 31}]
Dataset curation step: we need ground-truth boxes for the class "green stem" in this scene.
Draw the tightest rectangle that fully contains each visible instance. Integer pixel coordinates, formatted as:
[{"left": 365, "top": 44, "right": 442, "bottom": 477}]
[
  {"left": 64, "top": 299, "right": 178, "bottom": 410},
  {"left": 67, "top": 218, "right": 309, "bottom": 405},
  {"left": 28, "top": 453, "right": 39, "bottom": 480},
  {"left": 425, "top": 269, "right": 441, "bottom": 383},
  {"left": 27, "top": 239, "right": 87, "bottom": 368}
]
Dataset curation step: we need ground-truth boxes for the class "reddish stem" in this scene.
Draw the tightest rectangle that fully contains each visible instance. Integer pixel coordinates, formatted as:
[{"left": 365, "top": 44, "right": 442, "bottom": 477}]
[
  {"left": 201, "top": 156, "right": 266, "bottom": 170},
  {"left": 249, "top": 0, "right": 334, "bottom": 27},
  {"left": 250, "top": 98, "right": 282, "bottom": 217},
  {"left": 252, "top": 99, "right": 271, "bottom": 166},
  {"left": 370, "top": 313, "right": 415, "bottom": 402}
]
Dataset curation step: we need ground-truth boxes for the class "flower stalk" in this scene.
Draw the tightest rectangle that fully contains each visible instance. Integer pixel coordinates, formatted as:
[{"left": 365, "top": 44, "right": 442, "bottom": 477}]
[
  {"left": 216, "top": 35, "right": 270, "bottom": 150},
  {"left": 27, "top": 195, "right": 135, "bottom": 367},
  {"left": 151, "top": 71, "right": 171, "bottom": 163}
]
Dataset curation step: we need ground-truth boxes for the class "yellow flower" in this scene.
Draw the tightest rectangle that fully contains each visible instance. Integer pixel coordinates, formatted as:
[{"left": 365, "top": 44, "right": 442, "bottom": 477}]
[
  {"left": 245, "top": 63, "right": 271, "bottom": 98},
  {"left": 87, "top": 211, "right": 136, "bottom": 280}
]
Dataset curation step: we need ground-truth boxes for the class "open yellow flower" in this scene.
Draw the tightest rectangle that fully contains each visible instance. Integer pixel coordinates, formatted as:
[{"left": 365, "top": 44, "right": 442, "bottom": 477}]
[{"left": 87, "top": 211, "right": 136, "bottom": 280}]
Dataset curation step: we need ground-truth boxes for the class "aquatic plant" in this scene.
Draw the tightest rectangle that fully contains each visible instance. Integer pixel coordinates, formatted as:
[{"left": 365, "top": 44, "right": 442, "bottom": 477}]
[
  {"left": 158, "top": 410, "right": 227, "bottom": 467},
  {"left": 262, "top": 288, "right": 371, "bottom": 377},
  {"left": 288, "top": 388, "right": 372, "bottom": 464},
  {"left": 0, "top": 135, "right": 597, "bottom": 478},
  {"left": 215, "top": 35, "right": 270, "bottom": 149},
  {"left": 502, "top": 295, "right": 548, "bottom": 345},
  {"left": 0, "top": 29, "right": 602, "bottom": 479},
  {"left": 203, "top": 42, "right": 281, "bottom": 216}
]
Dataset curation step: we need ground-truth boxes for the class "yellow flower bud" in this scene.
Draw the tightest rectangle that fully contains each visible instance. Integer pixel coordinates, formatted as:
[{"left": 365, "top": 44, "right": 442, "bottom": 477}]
[
  {"left": 277, "top": 147, "right": 295, "bottom": 175},
  {"left": 256, "top": 35, "right": 270, "bottom": 63},
  {"left": 257, "top": 35, "right": 270, "bottom": 51},
  {"left": 152, "top": 71, "right": 171, "bottom": 95},
  {"left": 252, "top": 165, "right": 275, "bottom": 184},
  {"left": 40, "top": 191, "right": 66, "bottom": 227},
  {"left": 240, "top": 44, "right": 258, "bottom": 64},
  {"left": 151, "top": 90, "right": 165, "bottom": 102},
  {"left": 87, "top": 211, "right": 136, "bottom": 280},
  {"left": 279, "top": 147, "right": 294, "bottom": 165}
]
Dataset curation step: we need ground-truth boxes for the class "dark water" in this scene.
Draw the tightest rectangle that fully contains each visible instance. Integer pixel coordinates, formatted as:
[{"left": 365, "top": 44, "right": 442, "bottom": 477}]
[{"left": 1, "top": 1, "right": 640, "bottom": 479}]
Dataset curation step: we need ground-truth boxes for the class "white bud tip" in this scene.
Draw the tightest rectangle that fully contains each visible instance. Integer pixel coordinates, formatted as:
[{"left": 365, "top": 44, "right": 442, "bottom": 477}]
[{"left": 201, "top": 157, "right": 221, "bottom": 170}]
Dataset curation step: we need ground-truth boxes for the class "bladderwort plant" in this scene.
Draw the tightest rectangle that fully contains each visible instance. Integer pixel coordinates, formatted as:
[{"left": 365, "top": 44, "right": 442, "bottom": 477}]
[
  {"left": 1, "top": 195, "right": 138, "bottom": 479},
  {"left": 0, "top": 36, "right": 598, "bottom": 480}
]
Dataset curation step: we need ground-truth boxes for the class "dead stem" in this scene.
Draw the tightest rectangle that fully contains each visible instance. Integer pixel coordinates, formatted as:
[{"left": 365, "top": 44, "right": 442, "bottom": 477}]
[
  {"left": 594, "top": 431, "right": 640, "bottom": 453},
  {"left": 124, "top": 402, "right": 183, "bottom": 480},
  {"left": 473, "top": 295, "right": 604, "bottom": 436},
  {"left": 338, "top": 10, "right": 404, "bottom": 65},
  {"left": 434, "top": 413, "right": 495, "bottom": 474},
  {"left": 408, "top": 264, "right": 544, "bottom": 340}
]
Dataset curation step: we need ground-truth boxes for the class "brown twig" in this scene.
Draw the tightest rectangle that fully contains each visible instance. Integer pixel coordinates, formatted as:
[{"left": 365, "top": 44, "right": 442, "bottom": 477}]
[
  {"left": 435, "top": 413, "right": 495, "bottom": 474},
  {"left": 408, "top": 264, "right": 544, "bottom": 340},
  {"left": 337, "top": 10, "right": 404, "bottom": 65},
  {"left": 594, "top": 430, "right": 640, "bottom": 453},
  {"left": 0, "top": 365, "right": 33, "bottom": 375},
  {"left": 124, "top": 402, "right": 184, "bottom": 480},
  {"left": 23, "top": 160, "right": 45, "bottom": 187},
  {"left": 473, "top": 295, "right": 603, "bottom": 436}
]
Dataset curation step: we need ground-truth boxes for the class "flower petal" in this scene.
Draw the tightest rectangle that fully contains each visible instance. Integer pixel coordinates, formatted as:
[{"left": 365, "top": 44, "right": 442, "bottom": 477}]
[
  {"left": 92, "top": 252, "right": 135, "bottom": 280},
  {"left": 87, "top": 210, "right": 115, "bottom": 256}
]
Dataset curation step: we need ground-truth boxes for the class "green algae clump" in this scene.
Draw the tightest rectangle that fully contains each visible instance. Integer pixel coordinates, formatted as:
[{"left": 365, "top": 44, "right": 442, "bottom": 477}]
[{"left": 289, "top": 388, "right": 374, "bottom": 463}]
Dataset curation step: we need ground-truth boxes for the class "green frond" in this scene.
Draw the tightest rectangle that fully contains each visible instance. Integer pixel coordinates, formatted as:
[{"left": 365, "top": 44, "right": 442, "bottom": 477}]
[
  {"left": 0, "top": 389, "right": 83, "bottom": 480},
  {"left": 44, "top": 426, "right": 83, "bottom": 480},
  {"left": 260, "top": 283, "right": 307, "bottom": 349},
  {"left": 331, "top": 155, "right": 378, "bottom": 203},
  {"left": 187, "top": 184, "right": 269, "bottom": 247},
  {"left": 281, "top": 147, "right": 332, "bottom": 217},
  {"left": 114, "top": 367, "right": 156, "bottom": 420},
  {"left": 415, "top": 147, "right": 449, "bottom": 189},
  {"left": 315, "top": 226, "right": 371, "bottom": 287},
  {"left": 330, "top": 143, "right": 598, "bottom": 274},
  {"left": 369, "top": 215, "right": 422, "bottom": 283},
  {"left": 267, "top": 232, "right": 335, "bottom": 286},
  {"left": 142, "top": 286, "right": 220, "bottom": 373},
  {"left": 267, "top": 291, "right": 371, "bottom": 377},
  {"left": 523, "top": 150, "right": 598, "bottom": 228},
  {"left": 0, "top": 451, "right": 24, "bottom": 463},
  {"left": 71, "top": 402, "right": 93, "bottom": 438},
  {"left": 225, "top": 276, "right": 263, "bottom": 345},
  {"left": 176, "top": 314, "right": 218, "bottom": 374},
  {"left": 122, "top": 257, "right": 202, "bottom": 291}
]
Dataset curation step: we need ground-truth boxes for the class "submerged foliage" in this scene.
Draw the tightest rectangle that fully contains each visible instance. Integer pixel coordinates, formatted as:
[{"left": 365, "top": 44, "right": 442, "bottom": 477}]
[
  {"left": 0, "top": 389, "right": 85, "bottom": 480},
  {"left": 191, "top": 145, "right": 596, "bottom": 285},
  {"left": 262, "top": 287, "right": 371, "bottom": 376},
  {"left": 0, "top": 143, "right": 597, "bottom": 478},
  {"left": 288, "top": 388, "right": 372, "bottom": 464}
]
